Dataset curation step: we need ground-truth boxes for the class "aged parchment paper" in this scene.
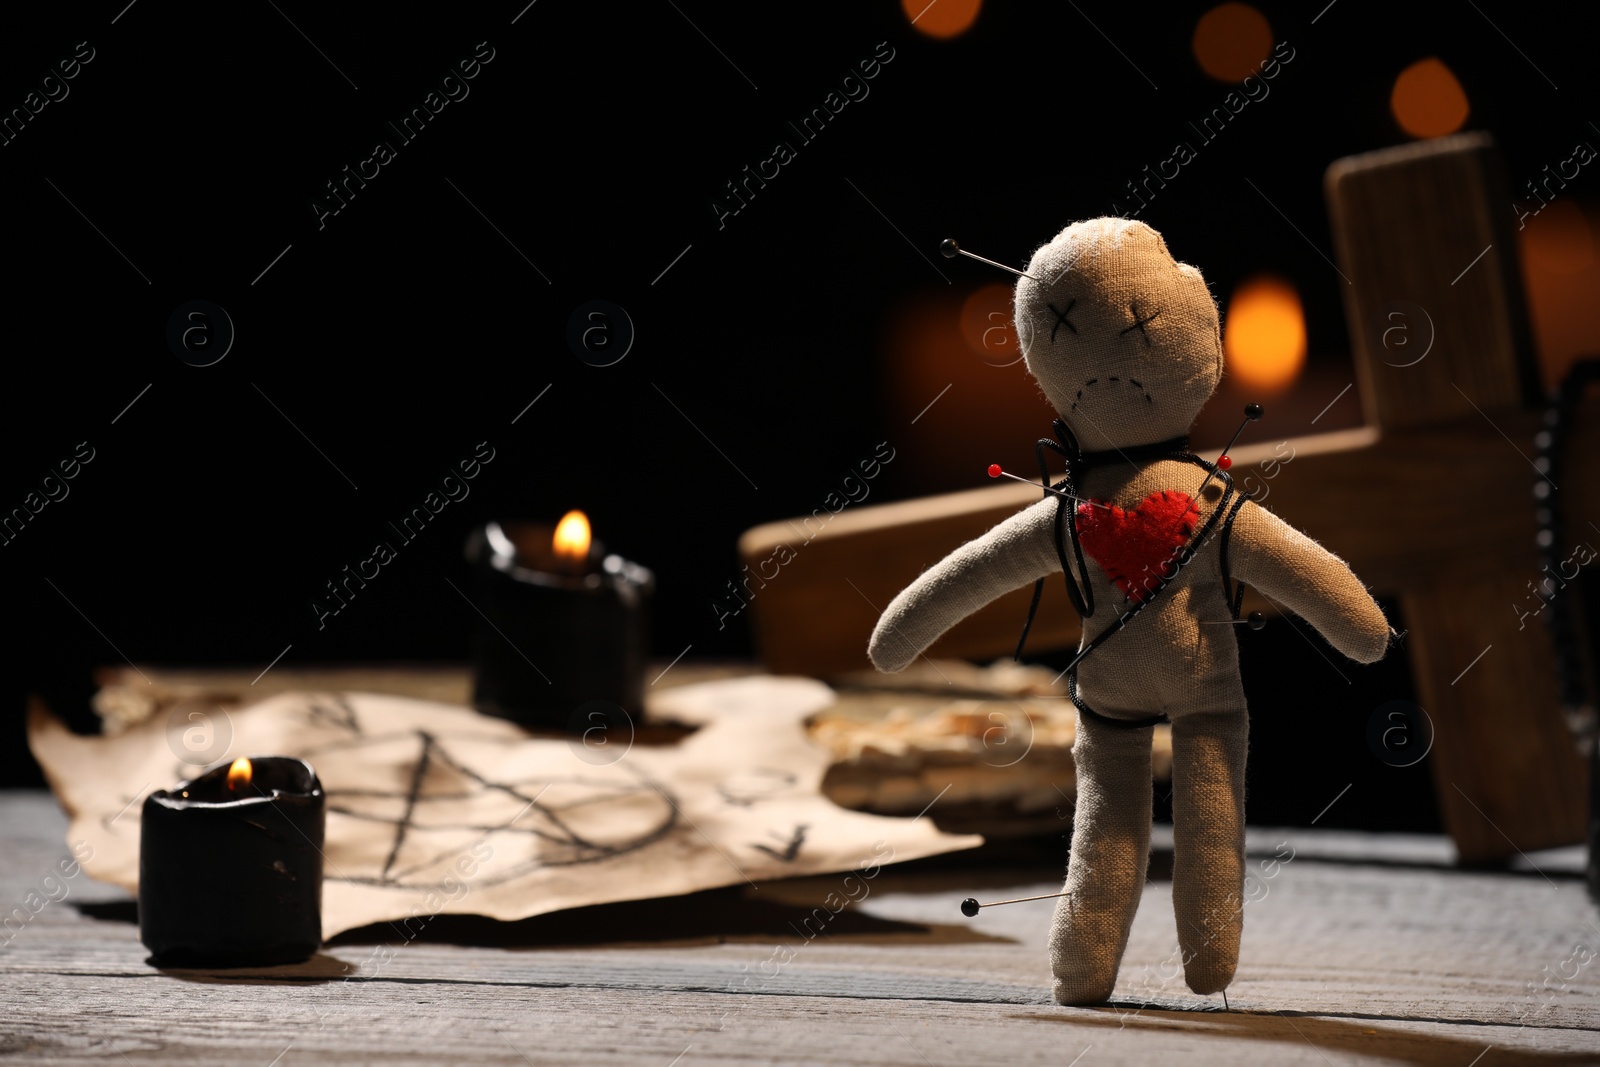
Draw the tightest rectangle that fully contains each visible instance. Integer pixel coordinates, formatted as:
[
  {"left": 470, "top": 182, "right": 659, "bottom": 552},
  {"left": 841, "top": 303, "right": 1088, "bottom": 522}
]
[{"left": 29, "top": 677, "right": 982, "bottom": 938}]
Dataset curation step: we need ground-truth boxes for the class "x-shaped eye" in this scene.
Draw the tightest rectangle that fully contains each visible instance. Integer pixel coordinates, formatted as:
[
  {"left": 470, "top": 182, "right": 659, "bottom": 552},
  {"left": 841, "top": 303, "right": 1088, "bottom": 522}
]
[
  {"left": 1048, "top": 300, "right": 1077, "bottom": 342},
  {"left": 1120, "top": 301, "right": 1161, "bottom": 346}
]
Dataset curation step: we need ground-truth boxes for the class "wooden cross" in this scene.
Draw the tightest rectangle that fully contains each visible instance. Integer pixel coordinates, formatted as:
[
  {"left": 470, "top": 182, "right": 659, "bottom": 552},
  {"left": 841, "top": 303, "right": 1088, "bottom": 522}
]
[{"left": 739, "top": 133, "right": 1592, "bottom": 864}]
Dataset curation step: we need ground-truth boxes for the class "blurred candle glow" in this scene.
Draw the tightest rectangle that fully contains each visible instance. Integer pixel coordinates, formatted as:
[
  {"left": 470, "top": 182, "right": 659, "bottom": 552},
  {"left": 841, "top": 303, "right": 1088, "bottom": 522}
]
[
  {"left": 903, "top": 0, "right": 981, "bottom": 38},
  {"left": 959, "top": 283, "right": 1023, "bottom": 367},
  {"left": 1224, "top": 275, "right": 1307, "bottom": 392},
  {"left": 1391, "top": 58, "right": 1469, "bottom": 139},
  {"left": 1193, "top": 3, "right": 1272, "bottom": 82}
]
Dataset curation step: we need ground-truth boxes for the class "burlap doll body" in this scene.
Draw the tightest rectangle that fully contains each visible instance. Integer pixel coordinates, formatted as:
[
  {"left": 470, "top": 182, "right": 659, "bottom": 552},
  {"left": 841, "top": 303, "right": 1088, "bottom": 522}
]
[{"left": 867, "top": 218, "right": 1390, "bottom": 1005}]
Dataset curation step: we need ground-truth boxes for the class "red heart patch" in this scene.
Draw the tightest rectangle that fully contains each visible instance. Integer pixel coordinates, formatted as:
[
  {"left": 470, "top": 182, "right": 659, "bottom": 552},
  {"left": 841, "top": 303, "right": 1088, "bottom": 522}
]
[{"left": 1076, "top": 489, "right": 1198, "bottom": 603}]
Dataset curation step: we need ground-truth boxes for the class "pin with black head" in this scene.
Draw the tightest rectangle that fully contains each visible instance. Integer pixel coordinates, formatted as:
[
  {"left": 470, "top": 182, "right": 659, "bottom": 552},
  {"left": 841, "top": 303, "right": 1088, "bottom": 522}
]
[
  {"left": 940, "top": 238, "right": 1037, "bottom": 281},
  {"left": 1195, "top": 402, "right": 1265, "bottom": 504},
  {"left": 959, "top": 889, "right": 1072, "bottom": 916},
  {"left": 1213, "top": 403, "right": 1265, "bottom": 473}
]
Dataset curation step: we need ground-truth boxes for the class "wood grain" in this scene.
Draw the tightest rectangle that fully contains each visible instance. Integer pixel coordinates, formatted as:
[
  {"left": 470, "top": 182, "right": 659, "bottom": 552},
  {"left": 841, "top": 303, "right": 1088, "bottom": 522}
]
[
  {"left": 1327, "top": 133, "right": 1589, "bottom": 862},
  {"left": 2, "top": 792, "right": 1595, "bottom": 1065},
  {"left": 739, "top": 408, "right": 1600, "bottom": 678},
  {"left": 1404, "top": 574, "right": 1587, "bottom": 860},
  {"left": 1324, "top": 131, "right": 1542, "bottom": 428}
]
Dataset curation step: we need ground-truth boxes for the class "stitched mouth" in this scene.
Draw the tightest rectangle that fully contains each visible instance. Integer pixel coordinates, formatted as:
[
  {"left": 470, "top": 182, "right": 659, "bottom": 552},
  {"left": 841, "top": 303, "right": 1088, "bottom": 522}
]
[{"left": 1069, "top": 376, "right": 1155, "bottom": 411}]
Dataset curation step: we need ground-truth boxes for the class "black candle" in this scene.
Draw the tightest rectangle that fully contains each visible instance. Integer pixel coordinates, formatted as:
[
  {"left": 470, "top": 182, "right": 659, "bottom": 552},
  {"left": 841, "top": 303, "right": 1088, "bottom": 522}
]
[
  {"left": 466, "top": 514, "right": 653, "bottom": 731},
  {"left": 139, "top": 756, "right": 324, "bottom": 967}
]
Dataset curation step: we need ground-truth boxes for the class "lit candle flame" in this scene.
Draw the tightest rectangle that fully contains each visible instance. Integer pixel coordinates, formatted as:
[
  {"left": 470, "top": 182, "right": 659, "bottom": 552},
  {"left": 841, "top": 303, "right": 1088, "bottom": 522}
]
[
  {"left": 227, "top": 757, "right": 252, "bottom": 791},
  {"left": 552, "top": 510, "right": 591, "bottom": 566}
]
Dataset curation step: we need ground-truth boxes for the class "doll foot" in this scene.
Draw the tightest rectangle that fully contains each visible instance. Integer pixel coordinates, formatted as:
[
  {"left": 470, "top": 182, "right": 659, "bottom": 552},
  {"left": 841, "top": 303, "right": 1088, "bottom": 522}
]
[
  {"left": 1053, "top": 974, "right": 1115, "bottom": 1006},
  {"left": 1050, "top": 915, "right": 1125, "bottom": 1005},
  {"left": 1183, "top": 953, "right": 1238, "bottom": 996}
]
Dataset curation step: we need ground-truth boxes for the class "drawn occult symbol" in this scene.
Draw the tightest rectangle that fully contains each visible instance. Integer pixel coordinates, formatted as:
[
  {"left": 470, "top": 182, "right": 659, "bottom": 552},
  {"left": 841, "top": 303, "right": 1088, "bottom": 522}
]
[
  {"left": 751, "top": 823, "right": 807, "bottom": 862},
  {"left": 305, "top": 694, "right": 360, "bottom": 735},
  {"left": 716, "top": 767, "right": 797, "bottom": 808},
  {"left": 295, "top": 707, "right": 677, "bottom": 889}
]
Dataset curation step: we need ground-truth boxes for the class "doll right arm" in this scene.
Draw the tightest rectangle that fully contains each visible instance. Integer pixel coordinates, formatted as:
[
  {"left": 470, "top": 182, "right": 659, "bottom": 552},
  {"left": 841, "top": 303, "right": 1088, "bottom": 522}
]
[{"left": 1228, "top": 498, "right": 1390, "bottom": 664}]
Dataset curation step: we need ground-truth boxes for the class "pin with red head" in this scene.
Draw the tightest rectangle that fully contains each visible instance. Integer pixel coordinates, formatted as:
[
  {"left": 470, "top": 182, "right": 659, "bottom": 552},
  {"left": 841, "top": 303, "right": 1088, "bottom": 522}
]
[
  {"left": 984, "top": 464, "right": 1109, "bottom": 510},
  {"left": 1194, "top": 403, "right": 1264, "bottom": 497}
]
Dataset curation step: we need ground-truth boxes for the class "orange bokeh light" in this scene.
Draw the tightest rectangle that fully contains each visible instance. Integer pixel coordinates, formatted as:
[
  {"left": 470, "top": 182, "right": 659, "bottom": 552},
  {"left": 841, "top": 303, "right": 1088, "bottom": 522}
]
[
  {"left": 1224, "top": 275, "right": 1306, "bottom": 392},
  {"left": 1193, "top": 3, "right": 1273, "bottom": 82},
  {"left": 1520, "top": 199, "right": 1600, "bottom": 387},
  {"left": 958, "top": 283, "right": 1022, "bottom": 366},
  {"left": 1524, "top": 199, "right": 1597, "bottom": 276},
  {"left": 1391, "top": 58, "right": 1469, "bottom": 139},
  {"left": 903, "top": 0, "right": 981, "bottom": 39},
  {"left": 883, "top": 289, "right": 1051, "bottom": 492},
  {"left": 227, "top": 757, "right": 252, "bottom": 791}
]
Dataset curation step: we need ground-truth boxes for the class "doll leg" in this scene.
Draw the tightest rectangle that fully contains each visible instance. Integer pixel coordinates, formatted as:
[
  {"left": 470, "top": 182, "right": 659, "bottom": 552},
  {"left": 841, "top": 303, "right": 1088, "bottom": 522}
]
[
  {"left": 1050, "top": 714, "right": 1153, "bottom": 1005},
  {"left": 1169, "top": 707, "right": 1248, "bottom": 995}
]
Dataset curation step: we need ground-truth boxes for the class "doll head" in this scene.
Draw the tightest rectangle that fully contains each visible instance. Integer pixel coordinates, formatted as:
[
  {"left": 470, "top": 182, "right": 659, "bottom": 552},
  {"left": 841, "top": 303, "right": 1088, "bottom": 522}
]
[{"left": 1014, "top": 219, "right": 1223, "bottom": 453}]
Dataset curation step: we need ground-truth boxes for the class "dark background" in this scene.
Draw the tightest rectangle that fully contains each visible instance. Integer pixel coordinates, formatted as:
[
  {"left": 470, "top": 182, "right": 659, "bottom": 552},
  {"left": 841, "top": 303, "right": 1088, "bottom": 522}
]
[{"left": 2, "top": 1, "right": 1594, "bottom": 835}]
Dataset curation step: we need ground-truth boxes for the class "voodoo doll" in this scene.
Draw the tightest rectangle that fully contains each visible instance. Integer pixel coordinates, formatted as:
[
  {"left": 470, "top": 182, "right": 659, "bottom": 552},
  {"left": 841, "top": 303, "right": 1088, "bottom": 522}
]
[{"left": 867, "top": 218, "right": 1390, "bottom": 1005}]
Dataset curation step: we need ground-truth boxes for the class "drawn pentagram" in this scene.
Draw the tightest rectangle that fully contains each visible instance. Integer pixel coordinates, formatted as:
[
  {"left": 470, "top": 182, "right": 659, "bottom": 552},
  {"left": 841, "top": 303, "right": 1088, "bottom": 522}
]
[{"left": 294, "top": 701, "right": 678, "bottom": 890}]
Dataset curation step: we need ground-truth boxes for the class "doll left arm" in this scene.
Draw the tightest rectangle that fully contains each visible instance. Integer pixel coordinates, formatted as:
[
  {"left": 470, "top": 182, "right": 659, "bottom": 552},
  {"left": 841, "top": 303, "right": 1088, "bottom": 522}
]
[
  {"left": 868, "top": 497, "right": 1064, "bottom": 672},
  {"left": 1228, "top": 499, "right": 1391, "bottom": 663}
]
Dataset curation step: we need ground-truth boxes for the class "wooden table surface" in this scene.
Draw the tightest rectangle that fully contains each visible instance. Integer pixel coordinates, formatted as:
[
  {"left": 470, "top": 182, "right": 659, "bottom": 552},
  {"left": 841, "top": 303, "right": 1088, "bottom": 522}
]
[{"left": 2, "top": 790, "right": 1596, "bottom": 1065}]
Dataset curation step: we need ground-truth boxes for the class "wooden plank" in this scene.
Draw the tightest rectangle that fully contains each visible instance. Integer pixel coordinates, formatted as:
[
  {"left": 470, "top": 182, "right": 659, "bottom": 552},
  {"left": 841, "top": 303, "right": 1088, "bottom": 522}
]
[
  {"left": 1326, "top": 133, "right": 1589, "bottom": 861},
  {"left": 1325, "top": 131, "right": 1542, "bottom": 428},
  {"left": 1405, "top": 574, "right": 1588, "bottom": 860},
  {"left": 740, "top": 408, "right": 1600, "bottom": 677},
  {"left": 2, "top": 793, "right": 1596, "bottom": 1064},
  {"left": 738, "top": 431, "right": 1373, "bottom": 676}
]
